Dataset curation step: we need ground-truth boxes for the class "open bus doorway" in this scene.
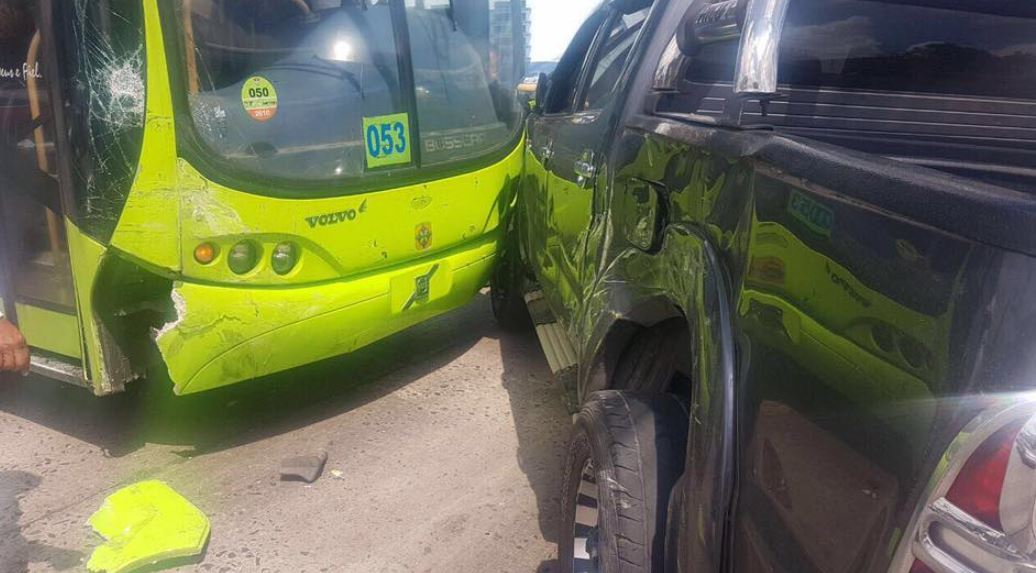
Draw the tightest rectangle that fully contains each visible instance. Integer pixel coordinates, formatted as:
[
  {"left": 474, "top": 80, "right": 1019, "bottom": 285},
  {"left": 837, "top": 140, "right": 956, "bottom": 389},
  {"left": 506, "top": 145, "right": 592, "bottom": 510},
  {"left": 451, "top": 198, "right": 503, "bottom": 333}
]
[{"left": 0, "top": 0, "right": 81, "bottom": 372}]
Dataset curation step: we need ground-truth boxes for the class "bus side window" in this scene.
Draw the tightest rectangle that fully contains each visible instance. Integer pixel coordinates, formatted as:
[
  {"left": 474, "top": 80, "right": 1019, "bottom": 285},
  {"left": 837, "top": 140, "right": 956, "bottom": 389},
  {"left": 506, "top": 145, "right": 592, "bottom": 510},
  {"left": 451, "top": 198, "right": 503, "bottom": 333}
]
[{"left": 404, "top": 2, "right": 524, "bottom": 166}]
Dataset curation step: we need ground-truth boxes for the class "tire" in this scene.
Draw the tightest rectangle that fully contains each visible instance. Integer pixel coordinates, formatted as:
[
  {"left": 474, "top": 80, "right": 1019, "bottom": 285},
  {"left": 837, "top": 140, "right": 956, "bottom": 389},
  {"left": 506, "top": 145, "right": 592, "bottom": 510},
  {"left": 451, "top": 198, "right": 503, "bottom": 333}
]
[
  {"left": 559, "top": 391, "right": 688, "bottom": 573},
  {"left": 490, "top": 239, "right": 531, "bottom": 330},
  {"left": 612, "top": 321, "right": 688, "bottom": 394}
]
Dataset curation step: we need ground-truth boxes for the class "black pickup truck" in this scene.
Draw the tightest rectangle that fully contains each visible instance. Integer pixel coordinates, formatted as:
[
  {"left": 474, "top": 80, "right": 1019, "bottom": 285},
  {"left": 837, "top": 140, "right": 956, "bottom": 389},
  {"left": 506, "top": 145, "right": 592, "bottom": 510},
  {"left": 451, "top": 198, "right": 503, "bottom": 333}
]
[{"left": 491, "top": 0, "right": 1036, "bottom": 571}]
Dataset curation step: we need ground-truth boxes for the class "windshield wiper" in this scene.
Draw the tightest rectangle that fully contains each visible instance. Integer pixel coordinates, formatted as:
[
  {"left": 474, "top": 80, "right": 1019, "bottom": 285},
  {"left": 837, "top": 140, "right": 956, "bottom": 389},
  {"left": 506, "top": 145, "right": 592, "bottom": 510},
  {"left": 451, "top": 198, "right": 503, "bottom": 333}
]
[{"left": 266, "top": 59, "right": 366, "bottom": 99}]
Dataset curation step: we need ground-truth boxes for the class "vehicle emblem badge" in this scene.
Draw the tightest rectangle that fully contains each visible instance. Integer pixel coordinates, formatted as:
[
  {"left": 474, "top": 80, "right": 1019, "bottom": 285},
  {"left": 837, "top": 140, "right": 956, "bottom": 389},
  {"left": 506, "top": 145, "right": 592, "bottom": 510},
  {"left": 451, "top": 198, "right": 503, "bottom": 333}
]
[{"left": 415, "top": 222, "right": 433, "bottom": 251}]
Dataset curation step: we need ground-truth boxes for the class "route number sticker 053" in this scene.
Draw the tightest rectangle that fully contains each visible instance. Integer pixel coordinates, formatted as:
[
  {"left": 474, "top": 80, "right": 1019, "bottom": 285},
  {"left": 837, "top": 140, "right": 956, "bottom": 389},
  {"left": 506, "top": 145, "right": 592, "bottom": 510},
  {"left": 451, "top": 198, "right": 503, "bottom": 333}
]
[
  {"left": 241, "top": 76, "right": 278, "bottom": 122},
  {"left": 363, "top": 113, "right": 412, "bottom": 169}
]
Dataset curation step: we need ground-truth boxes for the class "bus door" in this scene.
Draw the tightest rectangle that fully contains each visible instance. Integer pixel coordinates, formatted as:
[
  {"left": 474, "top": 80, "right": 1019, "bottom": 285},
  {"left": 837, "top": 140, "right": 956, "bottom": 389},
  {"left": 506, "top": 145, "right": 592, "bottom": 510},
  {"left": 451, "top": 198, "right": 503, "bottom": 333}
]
[{"left": 0, "top": 0, "right": 85, "bottom": 383}]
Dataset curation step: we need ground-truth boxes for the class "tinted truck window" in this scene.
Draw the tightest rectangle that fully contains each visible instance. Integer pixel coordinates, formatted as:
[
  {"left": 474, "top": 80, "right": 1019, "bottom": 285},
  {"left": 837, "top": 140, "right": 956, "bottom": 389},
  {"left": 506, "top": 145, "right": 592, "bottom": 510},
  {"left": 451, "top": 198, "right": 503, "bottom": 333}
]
[
  {"left": 779, "top": 0, "right": 1036, "bottom": 99},
  {"left": 663, "top": 1, "right": 1036, "bottom": 191},
  {"left": 582, "top": 9, "right": 649, "bottom": 111},
  {"left": 768, "top": 1, "right": 1036, "bottom": 189}
]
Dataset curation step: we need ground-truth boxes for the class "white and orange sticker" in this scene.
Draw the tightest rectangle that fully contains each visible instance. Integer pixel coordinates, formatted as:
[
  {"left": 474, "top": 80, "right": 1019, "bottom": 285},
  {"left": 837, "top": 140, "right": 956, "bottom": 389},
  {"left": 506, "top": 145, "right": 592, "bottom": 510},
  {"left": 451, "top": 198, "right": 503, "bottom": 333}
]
[{"left": 241, "top": 76, "right": 278, "bottom": 122}]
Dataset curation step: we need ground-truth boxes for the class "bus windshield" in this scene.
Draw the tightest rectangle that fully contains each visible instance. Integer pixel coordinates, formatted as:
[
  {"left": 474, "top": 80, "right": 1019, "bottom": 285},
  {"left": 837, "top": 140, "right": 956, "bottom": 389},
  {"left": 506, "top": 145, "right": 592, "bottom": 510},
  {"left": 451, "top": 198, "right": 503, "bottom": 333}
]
[{"left": 177, "top": 0, "right": 525, "bottom": 184}]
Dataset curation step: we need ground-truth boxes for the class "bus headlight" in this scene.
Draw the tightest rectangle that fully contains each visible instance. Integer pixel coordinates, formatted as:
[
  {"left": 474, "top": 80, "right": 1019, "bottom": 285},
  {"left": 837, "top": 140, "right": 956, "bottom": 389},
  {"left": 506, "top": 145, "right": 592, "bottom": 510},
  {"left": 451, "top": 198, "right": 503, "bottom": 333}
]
[
  {"left": 271, "top": 242, "right": 298, "bottom": 275},
  {"left": 228, "top": 241, "right": 259, "bottom": 275}
]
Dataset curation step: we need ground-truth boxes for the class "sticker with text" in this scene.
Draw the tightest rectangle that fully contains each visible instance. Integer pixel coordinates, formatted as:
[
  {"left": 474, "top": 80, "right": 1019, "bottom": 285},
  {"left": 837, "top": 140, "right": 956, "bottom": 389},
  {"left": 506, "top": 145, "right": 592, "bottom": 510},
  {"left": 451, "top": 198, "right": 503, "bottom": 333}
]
[
  {"left": 241, "top": 76, "right": 278, "bottom": 122},
  {"left": 0, "top": 61, "right": 41, "bottom": 81},
  {"left": 787, "top": 190, "right": 834, "bottom": 236},
  {"left": 363, "top": 113, "right": 412, "bottom": 169}
]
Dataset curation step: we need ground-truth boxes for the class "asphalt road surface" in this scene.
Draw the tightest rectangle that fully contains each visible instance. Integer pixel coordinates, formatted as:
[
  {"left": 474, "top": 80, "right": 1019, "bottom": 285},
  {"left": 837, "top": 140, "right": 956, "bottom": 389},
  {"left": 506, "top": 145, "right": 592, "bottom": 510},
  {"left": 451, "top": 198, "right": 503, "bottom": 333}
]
[{"left": 0, "top": 294, "right": 570, "bottom": 572}]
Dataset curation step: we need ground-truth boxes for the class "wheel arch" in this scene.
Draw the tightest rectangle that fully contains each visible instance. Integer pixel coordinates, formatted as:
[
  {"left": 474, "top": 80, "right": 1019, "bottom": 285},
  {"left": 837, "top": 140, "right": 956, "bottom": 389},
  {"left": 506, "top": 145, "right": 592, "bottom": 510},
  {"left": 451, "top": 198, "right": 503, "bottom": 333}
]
[
  {"left": 576, "top": 223, "right": 740, "bottom": 572},
  {"left": 578, "top": 294, "right": 686, "bottom": 401}
]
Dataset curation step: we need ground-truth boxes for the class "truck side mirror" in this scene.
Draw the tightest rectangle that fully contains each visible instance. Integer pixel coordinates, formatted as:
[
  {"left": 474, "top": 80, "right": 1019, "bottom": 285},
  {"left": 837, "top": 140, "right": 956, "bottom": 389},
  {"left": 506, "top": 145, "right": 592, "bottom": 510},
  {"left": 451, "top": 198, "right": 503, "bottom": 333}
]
[
  {"left": 677, "top": 0, "right": 789, "bottom": 97},
  {"left": 533, "top": 72, "right": 549, "bottom": 114}
]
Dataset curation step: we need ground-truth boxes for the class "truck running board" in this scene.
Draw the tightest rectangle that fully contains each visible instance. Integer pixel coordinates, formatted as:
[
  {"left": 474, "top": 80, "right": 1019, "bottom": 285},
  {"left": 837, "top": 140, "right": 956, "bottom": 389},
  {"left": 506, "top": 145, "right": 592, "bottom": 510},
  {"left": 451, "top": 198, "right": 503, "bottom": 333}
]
[
  {"left": 524, "top": 291, "right": 579, "bottom": 411},
  {"left": 524, "top": 291, "right": 577, "bottom": 373}
]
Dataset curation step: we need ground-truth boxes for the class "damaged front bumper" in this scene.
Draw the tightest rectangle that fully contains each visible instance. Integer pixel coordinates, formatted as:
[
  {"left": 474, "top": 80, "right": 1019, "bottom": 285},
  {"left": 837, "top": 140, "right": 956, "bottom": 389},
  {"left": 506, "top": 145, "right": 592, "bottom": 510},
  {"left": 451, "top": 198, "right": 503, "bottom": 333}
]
[{"left": 154, "top": 237, "right": 496, "bottom": 394}]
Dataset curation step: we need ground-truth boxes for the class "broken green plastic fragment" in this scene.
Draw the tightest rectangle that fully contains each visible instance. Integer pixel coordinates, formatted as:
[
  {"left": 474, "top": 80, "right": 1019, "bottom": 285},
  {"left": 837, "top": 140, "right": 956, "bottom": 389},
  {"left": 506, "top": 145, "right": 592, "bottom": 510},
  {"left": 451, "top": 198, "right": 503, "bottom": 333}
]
[{"left": 87, "top": 480, "right": 210, "bottom": 573}]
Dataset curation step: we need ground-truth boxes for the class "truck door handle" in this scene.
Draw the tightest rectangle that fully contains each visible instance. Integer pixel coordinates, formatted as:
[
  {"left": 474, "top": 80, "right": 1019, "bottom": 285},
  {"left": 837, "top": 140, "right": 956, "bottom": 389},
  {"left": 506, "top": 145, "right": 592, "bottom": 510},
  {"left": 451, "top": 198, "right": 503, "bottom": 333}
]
[{"left": 575, "top": 159, "right": 596, "bottom": 187}]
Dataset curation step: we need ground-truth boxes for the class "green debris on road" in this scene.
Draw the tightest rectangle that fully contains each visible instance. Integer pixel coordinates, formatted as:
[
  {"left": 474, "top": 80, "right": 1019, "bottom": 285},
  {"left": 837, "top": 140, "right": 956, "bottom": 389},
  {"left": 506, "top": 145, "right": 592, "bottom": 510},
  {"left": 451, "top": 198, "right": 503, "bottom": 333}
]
[{"left": 87, "top": 480, "right": 210, "bottom": 573}]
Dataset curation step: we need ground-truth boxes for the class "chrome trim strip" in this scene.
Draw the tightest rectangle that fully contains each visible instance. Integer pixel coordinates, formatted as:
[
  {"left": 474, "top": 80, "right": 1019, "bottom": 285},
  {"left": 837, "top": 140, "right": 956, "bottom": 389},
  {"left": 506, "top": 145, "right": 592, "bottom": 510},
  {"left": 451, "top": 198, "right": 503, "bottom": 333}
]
[
  {"left": 653, "top": 36, "right": 684, "bottom": 92},
  {"left": 1017, "top": 416, "right": 1036, "bottom": 469},
  {"left": 924, "top": 498, "right": 1021, "bottom": 558},
  {"left": 733, "top": 0, "right": 790, "bottom": 95},
  {"left": 917, "top": 497, "right": 1036, "bottom": 572}
]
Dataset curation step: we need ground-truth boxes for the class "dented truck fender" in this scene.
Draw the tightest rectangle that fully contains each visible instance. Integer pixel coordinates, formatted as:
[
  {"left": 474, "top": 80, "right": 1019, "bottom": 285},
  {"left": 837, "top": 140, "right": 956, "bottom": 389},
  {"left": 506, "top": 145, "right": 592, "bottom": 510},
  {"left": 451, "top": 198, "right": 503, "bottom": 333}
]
[{"left": 575, "top": 222, "right": 738, "bottom": 572}]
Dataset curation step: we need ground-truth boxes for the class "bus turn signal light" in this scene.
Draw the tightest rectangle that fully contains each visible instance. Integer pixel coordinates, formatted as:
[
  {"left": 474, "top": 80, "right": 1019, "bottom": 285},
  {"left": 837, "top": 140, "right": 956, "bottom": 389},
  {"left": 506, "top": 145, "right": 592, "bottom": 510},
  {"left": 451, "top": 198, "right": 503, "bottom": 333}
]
[{"left": 194, "top": 243, "right": 217, "bottom": 265}]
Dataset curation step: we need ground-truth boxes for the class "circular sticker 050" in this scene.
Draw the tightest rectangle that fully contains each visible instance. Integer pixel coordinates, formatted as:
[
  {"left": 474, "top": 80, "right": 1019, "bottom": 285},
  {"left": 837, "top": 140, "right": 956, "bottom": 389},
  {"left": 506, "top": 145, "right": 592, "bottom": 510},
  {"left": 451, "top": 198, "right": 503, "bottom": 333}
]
[{"left": 241, "top": 76, "right": 278, "bottom": 122}]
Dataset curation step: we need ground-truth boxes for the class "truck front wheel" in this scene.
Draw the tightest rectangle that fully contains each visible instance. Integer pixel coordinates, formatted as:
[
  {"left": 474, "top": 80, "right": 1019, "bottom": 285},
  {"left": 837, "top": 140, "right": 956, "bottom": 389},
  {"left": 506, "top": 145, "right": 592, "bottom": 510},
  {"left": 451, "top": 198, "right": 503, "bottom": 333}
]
[{"left": 559, "top": 391, "right": 688, "bottom": 573}]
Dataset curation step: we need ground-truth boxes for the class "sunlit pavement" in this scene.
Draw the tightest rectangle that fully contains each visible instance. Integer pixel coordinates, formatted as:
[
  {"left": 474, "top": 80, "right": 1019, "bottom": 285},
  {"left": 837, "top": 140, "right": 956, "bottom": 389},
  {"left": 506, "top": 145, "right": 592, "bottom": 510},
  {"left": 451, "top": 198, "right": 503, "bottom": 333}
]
[{"left": 0, "top": 295, "right": 569, "bottom": 572}]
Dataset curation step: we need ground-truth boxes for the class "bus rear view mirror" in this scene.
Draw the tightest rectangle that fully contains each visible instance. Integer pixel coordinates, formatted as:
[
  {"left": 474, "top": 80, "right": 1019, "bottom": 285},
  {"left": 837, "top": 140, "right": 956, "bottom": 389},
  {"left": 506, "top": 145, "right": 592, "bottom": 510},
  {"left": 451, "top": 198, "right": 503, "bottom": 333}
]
[{"left": 677, "top": 0, "right": 789, "bottom": 97}]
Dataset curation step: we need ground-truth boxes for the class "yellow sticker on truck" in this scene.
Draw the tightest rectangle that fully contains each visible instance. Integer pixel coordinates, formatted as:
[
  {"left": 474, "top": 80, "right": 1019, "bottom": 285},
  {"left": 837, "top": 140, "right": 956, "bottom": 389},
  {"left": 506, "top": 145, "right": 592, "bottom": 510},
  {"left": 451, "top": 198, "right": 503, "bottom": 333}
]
[
  {"left": 241, "top": 76, "right": 278, "bottom": 122},
  {"left": 363, "top": 113, "right": 412, "bottom": 169}
]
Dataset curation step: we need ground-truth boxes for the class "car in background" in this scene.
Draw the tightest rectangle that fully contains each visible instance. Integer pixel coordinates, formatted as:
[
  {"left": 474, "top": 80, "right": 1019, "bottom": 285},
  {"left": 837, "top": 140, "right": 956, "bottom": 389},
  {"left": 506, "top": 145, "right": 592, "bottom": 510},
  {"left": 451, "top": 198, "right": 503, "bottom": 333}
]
[
  {"left": 494, "top": 0, "right": 1036, "bottom": 571},
  {"left": 518, "top": 61, "right": 558, "bottom": 93},
  {"left": 517, "top": 60, "right": 558, "bottom": 104}
]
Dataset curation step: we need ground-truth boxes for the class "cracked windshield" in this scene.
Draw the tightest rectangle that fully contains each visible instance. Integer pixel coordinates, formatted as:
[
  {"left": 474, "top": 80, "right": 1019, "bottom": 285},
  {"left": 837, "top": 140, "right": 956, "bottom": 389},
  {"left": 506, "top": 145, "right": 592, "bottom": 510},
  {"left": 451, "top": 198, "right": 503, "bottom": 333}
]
[{"left": 5, "top": 0, "right": 1036, "bottom": 572}]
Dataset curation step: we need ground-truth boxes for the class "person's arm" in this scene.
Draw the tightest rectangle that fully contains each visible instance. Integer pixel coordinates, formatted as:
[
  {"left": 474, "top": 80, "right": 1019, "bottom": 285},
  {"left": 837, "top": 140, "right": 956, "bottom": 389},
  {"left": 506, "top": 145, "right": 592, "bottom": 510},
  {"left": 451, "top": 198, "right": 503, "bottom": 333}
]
[{"left": 0, "top": 310, "right": 30, "bottom": 374}]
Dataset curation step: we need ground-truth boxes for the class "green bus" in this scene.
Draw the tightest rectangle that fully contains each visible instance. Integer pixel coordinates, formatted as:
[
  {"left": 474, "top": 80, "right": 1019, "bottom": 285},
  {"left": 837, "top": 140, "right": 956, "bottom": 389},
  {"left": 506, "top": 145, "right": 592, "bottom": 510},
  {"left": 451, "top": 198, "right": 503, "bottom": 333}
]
[{"left": 0, "top": 0, "right": 528, "bottom": 395}]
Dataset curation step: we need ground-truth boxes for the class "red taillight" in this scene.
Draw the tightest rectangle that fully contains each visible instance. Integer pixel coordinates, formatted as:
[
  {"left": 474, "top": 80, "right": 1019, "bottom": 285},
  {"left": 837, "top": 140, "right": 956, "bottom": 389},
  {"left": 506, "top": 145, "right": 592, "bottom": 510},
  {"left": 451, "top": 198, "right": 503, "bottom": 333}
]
[
  {"left": 944, "top": 421, "right": 1025, "bottom": 531},
  {"left": 909, "top": 560, "right": 936, "bottom": 573}
]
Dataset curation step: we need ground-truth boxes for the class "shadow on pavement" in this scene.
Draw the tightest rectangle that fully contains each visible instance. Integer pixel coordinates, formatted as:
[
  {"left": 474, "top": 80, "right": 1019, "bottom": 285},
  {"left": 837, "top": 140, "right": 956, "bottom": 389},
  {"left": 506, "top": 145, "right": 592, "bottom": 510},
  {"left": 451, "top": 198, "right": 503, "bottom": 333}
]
[
  {"left": 0, "top": 294, "right": 576, "bottom": 571},
  {"left": 495, "top": 322, "right": 571, "bottom": 573},
  {"left": 0, "top": 296, "right": 496, "bottom": 458},
  {"left": 0, "top": 471, "right": 83, "bottom": 572}
]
